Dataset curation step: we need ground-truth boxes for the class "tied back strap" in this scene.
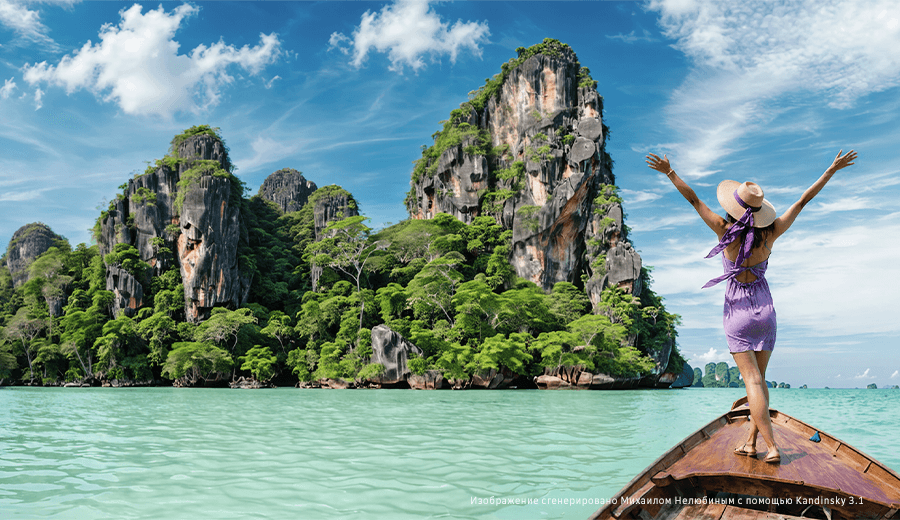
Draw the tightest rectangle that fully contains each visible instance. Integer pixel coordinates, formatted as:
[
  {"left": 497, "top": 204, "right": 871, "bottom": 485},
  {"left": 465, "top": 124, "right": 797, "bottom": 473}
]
[{"left": 702, "top": 190, "right": 758, "bottom": 289}]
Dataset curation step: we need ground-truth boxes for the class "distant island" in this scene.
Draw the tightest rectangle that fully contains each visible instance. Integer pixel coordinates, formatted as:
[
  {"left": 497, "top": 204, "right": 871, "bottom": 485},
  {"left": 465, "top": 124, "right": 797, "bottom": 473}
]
[
  {"left": 0, "top": 40, "right": 695, "bottom": 391},
  {"left": 689, "top": 361, "right": 790, "bottom": 389}
]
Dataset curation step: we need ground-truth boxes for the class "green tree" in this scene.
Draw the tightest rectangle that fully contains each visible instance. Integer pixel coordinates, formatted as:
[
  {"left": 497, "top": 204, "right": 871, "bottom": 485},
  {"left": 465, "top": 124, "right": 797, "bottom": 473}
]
[
  {"left": 471, "top": 332, "right": 532, "bottom": 373},
  {"left": 306, "top": 215, "right": 388, "bottom": 329},
  {"left": 260, "top": 311, "right": 294, "bottom": 354},
  {"left": 240, "top": 346, "right": 278, "bottom": 382},
  {"left": 4, "top": 307, "right": 48, "bottom": 382},
  {"left": 162, "top": 342, "right": 233, "bottom": 385},
  {"left": 194, "top": 307, "right": 257, "bottom": 378}
]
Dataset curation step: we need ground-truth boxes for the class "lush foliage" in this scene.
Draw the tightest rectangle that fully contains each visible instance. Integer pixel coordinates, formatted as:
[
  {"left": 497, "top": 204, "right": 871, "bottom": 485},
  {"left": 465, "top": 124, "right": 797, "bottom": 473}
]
[{"left": 0, "top": 115, "right": 681, "bottom": 388}]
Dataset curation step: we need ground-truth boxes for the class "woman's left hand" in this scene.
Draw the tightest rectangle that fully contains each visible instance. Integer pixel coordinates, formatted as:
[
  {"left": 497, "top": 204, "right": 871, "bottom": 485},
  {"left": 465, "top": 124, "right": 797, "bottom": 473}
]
[
  {"left": 828, "top": 149, "right": 857, "bottom": 173},
  {"left": 646, "top": 153, "right": 672, "bottom": 174}
]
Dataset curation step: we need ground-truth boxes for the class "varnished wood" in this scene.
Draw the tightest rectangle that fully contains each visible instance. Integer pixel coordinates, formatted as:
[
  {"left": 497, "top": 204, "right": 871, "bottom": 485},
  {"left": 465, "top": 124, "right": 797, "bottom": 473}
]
[{"left": 588, "top": 407, "right": 900, "bottom": 520}]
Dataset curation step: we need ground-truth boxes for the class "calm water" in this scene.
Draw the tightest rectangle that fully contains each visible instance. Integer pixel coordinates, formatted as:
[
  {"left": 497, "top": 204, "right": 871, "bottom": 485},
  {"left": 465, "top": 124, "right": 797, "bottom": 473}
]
[{"left": 1, "top": 387, "right": 898, "bottom": 519}]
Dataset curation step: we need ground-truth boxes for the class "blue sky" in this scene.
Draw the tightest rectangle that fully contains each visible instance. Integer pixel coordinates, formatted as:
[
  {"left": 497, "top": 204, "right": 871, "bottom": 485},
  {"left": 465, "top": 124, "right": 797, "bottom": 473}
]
[{"left": 1, "top": 0, "right": 898, "bottom": 389}]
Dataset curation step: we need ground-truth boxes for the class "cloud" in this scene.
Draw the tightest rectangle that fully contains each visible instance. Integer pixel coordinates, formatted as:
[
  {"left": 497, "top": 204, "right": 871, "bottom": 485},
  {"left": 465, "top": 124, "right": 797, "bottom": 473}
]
[
  {"left": 646, "top": 0, "right": 900, "bottom": 178},
  {"left": 606, "top": 29, "right": 658, "bottom": 44},
  {"left": 329, "top": 0, "right": 490, "bottom": 72},
  {"left": 0, "top": 0, "right": 55, "bottom": 46},
  {"left": 804, "top": 196, "right": 876, "bottom": 215},
  {"left": 890, "top": 370, "right": 899, "bottom": 379},
  {"left": 32, "top": 87, "right": 41, "bottom": 110},
  {"left": 854, "top": 368, "right": 876, "bottom": 380},
  {"left": 0, "top": 77, "right": 15, "bottom": 98},
  {"left": 620, "top": 188, "right": 663, "bottom": 206},
  {"left": 0, "top": 187, "right": 47, "bottom": 201},
  {"left": 691, "top": 347, "right": 732, "bottom": 365},
  {"left": 22, "top": 3, "right": 281, "bottom": 117}
]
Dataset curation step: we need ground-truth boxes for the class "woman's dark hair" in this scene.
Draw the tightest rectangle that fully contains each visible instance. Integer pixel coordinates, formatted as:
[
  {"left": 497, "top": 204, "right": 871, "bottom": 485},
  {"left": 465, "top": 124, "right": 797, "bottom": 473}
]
[{"left": 726, "top": 214, "right": 775, "bottom": 251}]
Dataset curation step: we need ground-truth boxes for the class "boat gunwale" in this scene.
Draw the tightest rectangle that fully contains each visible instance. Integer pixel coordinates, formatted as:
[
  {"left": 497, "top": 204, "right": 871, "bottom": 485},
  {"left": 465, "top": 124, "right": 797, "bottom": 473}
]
[{"left": 588, "top": 407, "right": 900, "bottom": 520}]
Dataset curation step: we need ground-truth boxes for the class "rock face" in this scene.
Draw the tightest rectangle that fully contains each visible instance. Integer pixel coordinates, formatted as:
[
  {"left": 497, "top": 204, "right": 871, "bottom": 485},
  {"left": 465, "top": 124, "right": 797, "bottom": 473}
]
[
  {"left": 97, "top": 132, "right": 250, "bottom": 321},
  {"left": 258, "top": 168, "right": 317, "bottom": 213},
  {"left": 408, "top": 370, "right": 445, "bottom": 390},
  {"left": 105, "top": 265, "right": 143, "bottom": 318},
  {"left": 5, "top": 223, "right": 65, "bottom": 288},
  {"left": 405, "top": 41, "right": 641, "bottom": 302},
  {"left": 368, "top": 325, "right": 423, "bottom": 386},
  {"left": 308, "top": 186, "right": 360, "bottom": 290},
  {"left": 311, "top": 186, "right": 359, "bottom": 240},
  {"left": 669, "top": 363, "right": 695, "bottom": 389},
  {"left": 405, "top": 40, "right": 665, "bottom": 387}
]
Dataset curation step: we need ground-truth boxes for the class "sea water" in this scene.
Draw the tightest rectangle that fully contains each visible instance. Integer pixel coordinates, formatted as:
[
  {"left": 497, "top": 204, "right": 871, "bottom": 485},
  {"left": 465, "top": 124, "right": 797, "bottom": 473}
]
[{"left": 1, "top": 387, "right": 898, "bottom": 519}]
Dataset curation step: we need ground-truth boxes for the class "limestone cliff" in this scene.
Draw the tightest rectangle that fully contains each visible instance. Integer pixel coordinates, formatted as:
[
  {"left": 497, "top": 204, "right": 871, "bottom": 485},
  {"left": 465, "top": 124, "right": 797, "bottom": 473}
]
[
  {"left": 310, "top": 185, "right": 359, "bottom": 240},
  {"left": 258, "top": 168, "right": 317, "bottom": 213},
  {"left": 405, "top": 39, "right": 640, "bottom": 303},
  {"left": 306, "top": 185, "right": 360, "bottom": 290},
  {"left": 405, "top": 39, "right": 679, "bottom": 387},
  {"left": 96, "top": 127, "right": 250, "bottom": 321},
  {"left": 5, "top": 223, "right": 65, "bottom": 288}
]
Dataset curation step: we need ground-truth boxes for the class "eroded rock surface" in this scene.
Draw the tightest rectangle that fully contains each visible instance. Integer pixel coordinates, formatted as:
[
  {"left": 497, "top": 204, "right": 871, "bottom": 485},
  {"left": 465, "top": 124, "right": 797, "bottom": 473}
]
[
  {"left": 97, "top": 133, "right": 249, "bottom": 322},
  {"left": 5, "top": 223, "right": 65, "bottom": 288},
  {"left": 368, "top": 325, "right": 423, "bottom": 386},
  {"left": 258, "top": 168, "right": 317, "bottom": 213}
]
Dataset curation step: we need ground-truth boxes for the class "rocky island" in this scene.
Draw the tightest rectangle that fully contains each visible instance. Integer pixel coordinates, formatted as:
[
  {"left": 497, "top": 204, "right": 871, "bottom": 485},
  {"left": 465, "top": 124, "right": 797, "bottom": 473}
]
[{"left": 0, "top": 39, "right": 692, "bottom": 390}]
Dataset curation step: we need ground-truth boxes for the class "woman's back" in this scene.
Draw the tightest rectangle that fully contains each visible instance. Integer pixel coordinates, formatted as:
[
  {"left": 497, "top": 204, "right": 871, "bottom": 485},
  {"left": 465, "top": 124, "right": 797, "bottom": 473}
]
[{"left": 722, "top": 224, "right": 773, "bottom": 284}]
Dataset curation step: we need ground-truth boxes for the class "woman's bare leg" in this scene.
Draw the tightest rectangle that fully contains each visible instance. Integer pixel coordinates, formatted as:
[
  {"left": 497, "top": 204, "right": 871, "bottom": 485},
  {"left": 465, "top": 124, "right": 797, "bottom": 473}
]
[
  {"left": 733, "top": 351, "right": 779, "bottom": 461},
  {"left": 743, "top": 350, "right": 772, "bottom": 448}
]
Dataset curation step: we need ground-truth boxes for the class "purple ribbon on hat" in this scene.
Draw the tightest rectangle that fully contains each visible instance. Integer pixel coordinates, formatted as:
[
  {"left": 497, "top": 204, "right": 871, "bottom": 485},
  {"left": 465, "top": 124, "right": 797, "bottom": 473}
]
[{"left": 702, "top": 190, "right": 757, "bottom": 289}]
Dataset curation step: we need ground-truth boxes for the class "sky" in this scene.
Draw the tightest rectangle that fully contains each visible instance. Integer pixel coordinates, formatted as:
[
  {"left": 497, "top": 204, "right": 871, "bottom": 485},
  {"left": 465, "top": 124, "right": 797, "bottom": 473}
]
[{"left": 1, "top": 0, "right": 898, "bottom": 389}]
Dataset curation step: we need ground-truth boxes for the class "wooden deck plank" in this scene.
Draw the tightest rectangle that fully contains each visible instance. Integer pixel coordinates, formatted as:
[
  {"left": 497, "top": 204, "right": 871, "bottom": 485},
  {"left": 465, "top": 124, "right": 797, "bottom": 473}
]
[
  {"left": 721, "top": 505, "right": 761, "bottom": 519},
  {"left": 672, "top": 502, "right": 727, "bottom": 520}
]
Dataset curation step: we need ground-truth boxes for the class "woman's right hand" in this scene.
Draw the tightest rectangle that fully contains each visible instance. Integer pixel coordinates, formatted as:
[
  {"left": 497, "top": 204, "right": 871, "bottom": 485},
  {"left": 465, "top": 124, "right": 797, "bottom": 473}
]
[
  {"left": 646, "top": 153, "right": 672, "bottom": 174},
  {"left": 828, "top": 149, "right": 857, "bottom": 173}
]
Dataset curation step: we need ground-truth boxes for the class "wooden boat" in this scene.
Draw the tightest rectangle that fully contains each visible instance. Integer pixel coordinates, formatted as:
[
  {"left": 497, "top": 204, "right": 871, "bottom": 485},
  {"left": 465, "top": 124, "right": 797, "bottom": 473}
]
[{"left": 589, "top": 397, "right": 900, "bottom": 520}]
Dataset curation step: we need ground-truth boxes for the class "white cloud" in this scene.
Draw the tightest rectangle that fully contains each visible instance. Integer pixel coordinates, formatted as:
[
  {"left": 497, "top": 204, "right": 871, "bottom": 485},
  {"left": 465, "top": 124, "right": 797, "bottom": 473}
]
[
  {"left": 329, "top": 0, "right": 490, "bottom": 73},
  {"left": 264, "top": 75, "right": 281, "bottom": 89},
  {"left": 891, "top": 370, "right": 899, "bottom": 379},
  {"left": 0, "top": 0, "right": 53, "bottom": 46},
  {"left": 854, "top": 368, "right": 876, "bottom": 380},
  {"left": 646, "top": 0, "right": 900, "bottom": 178},
  {"left": 606, "top": 29, "right": 658, "bottom": 44},
  {"left": 691, "top": 347, "right": 732, "bottom": 365},
  {"left": 0, "top": 187, "right": 46, "bottom": 201},
  {"left": 22, "top": 3, "right": 281, "bottom": 117},
  {"left": 620, "top": 188, "right": 663, "bottom": 206},
  {"left": 0, "top": 77, "right": 15, "bottom": 98},
  {"left": 805, "top": 196, "right": 876, "bottom": 215},
  {"left": 32, "top": 87, "right": 41, "bottom": 110}
]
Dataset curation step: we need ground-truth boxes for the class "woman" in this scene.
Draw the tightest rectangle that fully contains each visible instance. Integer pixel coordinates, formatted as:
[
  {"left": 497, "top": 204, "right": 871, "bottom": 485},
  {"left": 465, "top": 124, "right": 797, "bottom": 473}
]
[{"left": 646, "top": 149, "right": 857, "bottom": 464}]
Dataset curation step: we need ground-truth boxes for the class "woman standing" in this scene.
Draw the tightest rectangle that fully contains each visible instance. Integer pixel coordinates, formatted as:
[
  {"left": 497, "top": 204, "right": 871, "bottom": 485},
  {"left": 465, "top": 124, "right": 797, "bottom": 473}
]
[{"left": 646, "top": 150, "right": 857, "bottom": 464}]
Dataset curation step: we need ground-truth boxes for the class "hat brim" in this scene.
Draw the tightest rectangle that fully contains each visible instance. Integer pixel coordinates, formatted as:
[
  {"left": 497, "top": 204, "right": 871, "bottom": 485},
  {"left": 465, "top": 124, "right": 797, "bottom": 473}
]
[{"left": 716, "top": 180, "right": 777, "bottom": 228}]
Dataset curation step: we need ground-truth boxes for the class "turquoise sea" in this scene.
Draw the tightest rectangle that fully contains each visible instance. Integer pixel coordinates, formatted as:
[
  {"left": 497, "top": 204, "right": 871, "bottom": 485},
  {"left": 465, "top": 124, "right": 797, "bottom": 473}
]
[{"left": 1, "top": 387, "right": 898, "bottom": 520}]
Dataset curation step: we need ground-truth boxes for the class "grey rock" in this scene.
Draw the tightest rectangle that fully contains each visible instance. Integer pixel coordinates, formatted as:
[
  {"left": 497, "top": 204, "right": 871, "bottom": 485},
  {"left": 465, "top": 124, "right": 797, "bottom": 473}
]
[
  {"left": 670, "top": 363, "right": 695, "bottom": 389},
  {"left": 408, "top": 370, "right": 445, "bottom": 390},
  {"left": 5, "top": 223, "right": 65, "bottom": 288},
  {"left": 105, "top": 265, "right": 143, "bottom": 318},
  {"left": 258, "top": 168, "right": 317, "bottom": 213},
  {"left": 368, "top": 325, "right": 423, "bottom": 385},
  {"left": 576, "top": 117, "right": 603, "bottom": 141},
  {"left": 569, "top": 137, "right": 596, "bottom": 163},
  {"left": 97, "top": 133, "right": 248, "bottom": 322}
]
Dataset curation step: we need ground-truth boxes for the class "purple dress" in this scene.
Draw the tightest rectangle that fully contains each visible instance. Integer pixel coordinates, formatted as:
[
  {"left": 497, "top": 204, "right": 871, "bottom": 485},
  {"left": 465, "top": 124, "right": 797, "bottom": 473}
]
[{"left": 721, "top": 256, "right": 776, "bottom": 353}]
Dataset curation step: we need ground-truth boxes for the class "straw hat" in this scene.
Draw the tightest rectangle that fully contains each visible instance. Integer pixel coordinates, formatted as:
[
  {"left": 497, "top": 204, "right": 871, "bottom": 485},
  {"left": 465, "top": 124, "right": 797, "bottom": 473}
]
[{"left": 716, "top": 180, "right": 777, "bottom": 228}]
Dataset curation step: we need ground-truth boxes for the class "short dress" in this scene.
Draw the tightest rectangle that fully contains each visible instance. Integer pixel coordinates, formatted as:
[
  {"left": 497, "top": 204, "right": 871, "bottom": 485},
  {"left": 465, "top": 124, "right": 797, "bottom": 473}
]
[{"left": 721, "top": 256, "right": 777, "bottom": 353}]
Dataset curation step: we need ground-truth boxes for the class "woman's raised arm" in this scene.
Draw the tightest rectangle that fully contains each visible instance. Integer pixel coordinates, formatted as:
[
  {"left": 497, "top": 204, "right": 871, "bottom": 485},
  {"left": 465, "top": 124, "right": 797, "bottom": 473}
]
[
  {"left": 772, "top": 149, "right": 857, "bottom": 240},
  {"left": 647, "top": 153, "right": 728, "bottom": 238}
]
